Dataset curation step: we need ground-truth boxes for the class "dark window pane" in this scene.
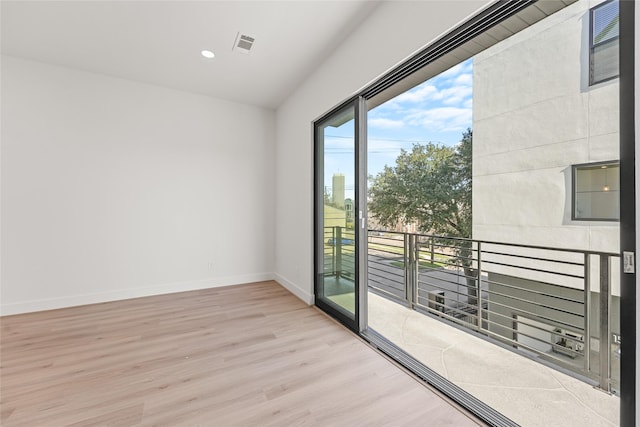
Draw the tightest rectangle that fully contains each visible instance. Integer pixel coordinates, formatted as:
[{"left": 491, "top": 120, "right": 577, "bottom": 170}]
[
  {"left": 592, "top": 39, "right": 619, "bottom": 84},
  {"left": 573, "top": 163, "right": 620, "bottom": 220}
]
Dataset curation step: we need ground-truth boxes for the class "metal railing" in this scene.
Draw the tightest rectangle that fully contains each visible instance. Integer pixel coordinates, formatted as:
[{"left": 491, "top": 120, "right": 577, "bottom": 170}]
[
  {"left": 367, "top": 229, "right": 620, "bottom": 393},
  {"left": 323, "top": 226, "right": 356, "bottom": 279}
]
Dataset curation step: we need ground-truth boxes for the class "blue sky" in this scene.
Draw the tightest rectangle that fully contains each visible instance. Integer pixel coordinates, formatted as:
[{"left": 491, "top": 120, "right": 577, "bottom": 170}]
[{"left": 324, "top": 58, "right": 473, "bottom": 200}]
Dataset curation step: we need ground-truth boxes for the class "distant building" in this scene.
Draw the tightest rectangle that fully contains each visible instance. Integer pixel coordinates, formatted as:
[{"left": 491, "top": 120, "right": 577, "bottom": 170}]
[
  {"left": 332, "top": 173, "right": 345, "bottom": 209},
  {"left": 344, "top": 198, "right": 354, "bottom": 226}
]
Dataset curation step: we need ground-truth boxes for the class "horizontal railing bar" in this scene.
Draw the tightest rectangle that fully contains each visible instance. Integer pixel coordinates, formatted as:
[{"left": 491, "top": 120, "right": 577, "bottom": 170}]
[
  {"left": 415, "top": 255, "right": 462, "bottom": 265},
  {"left": 416, "top": 290, "right": 475, "bottom": 303},
  {"left": 368, "top": 271, "right": 405, "bottom": 283},
  {"left": 483, "top": 299, "right": 583, "bottom": 329},
  {"left": 417, "top": 288, "right": 476, "bottom": 302},
  {"left": 368, "top": 247, "right": 406, "bottom": 256},
  {"left": 482, "top": 305, "right": 584, "bottom": 332},
  {"left": 416, "top": 282, "right": 477, "bottom": 296},
  {"left": 368, "top": 271, "right": 404, "bottom": 282},
  {"left": 417, "top": 276, "right": 476, "bottom": 292},
  {"left": 484, "top": 278, "right": 585, "bottom": 304},
  {"left": 486, "top": 324, "right": 588, "bottom": 363},
  {"left": 415, "top": 295, "right": 480, "bottom": 313},
  {"left": 417, "top": 247, "right": 458, "bottom": 259},
  {"left": 369, "top": 280, "right": 404, "bottom": 293},
  {"left": 483, "top": 289, "right": 584, "bottom": 318},
  {"left": 420, "top": 242, "right": 476, "bottom": 255},
  {"left": 481, "top": 259, "right": 584, "bottom": 279},
  {"left": 366, "top": 229, "right": 620, "bottom": 257},
  {"left": 368, "top": 263, "right": 405, "bottom": 275},
  {"left": 480, "top": 249, "right": 585, "bottom": 267},
  {"left": 368, "top": 279, "right": 403, "bottom": 290},
  {"left": 368, "top": 262, "right": 404, "bottom": 273},
  {"left": 478, "top": 318, "right": 583, "bottom": 354},
  {"left": 415, "top": 301, "right": 478, "bottom": 321},
  {"left": 369, "top": 236, "right": 406, "bottom": 243},
  {"left": 368, "top": 230, "right": 606, "bottom": 262},
  {"left": 369, "top": 279, "right": 404, "bottom": 292},
  {"left": 414, "top": 303, "right": 482, "bottom": 329},
  {"left": 414, "top": 299, "right": 478, "bottom": 319},
  {"left": 482, "top": 323, "right": 586, "bottom": 362},
  {"left": 417, "top": 266, "right": 477, "bottom": 282},
  {"left": 418, "top": 270, "right": 477, "bottom": 285},
  {"left": 504, "top": 329, "right": 576, "bottom": 353},
  {"left": 514, "top": 319, "right": 586, "bottom": 343},
  {"left": 369, "top": 286, "right": 404, "bottom": 298},
  {"left": 368, "top": 287, "right": 408, "bottom": 304},
  {"left": 483, "top": 306, "right": 585, "bottom": 338}
]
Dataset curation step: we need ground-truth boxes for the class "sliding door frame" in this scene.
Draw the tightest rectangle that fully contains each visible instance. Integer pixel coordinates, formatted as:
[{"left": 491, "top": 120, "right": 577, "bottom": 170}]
[
  {"left": 618, "top": 1, "right": 635, "bottom": 425},
  {"left": 313, "top": 96, "right": 367, "bottom": 333}
]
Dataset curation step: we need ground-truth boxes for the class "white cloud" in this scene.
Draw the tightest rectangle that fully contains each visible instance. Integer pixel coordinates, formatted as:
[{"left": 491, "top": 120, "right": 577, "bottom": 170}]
[
  {"left": 406, "top": 107, "right": 472, "bottom": 132},
  {"left": 454, "top": 73, "right": 472, "bottom": 86},
  {"left": 382, "top": 67, "right": 472, "bottom": 110},
  {"left": 393, "top": 84, "right": 437, "bottom": 103},
  {"left": 367, "top": 57, "right": 474, "bottom": 139},
  {"left": 439, "top": 60, "right": 472, "bottom": 80},
  {"left": 438, "top": 86, "right": 472, "bottom": 105},
  {"left": 368, "top": 118, "right": 404, "bottom": 129}
]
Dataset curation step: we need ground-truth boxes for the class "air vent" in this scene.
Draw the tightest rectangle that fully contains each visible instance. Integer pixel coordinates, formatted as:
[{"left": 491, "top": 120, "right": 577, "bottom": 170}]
[{"left": 233, "top": 33, "right": 255, "bottom": 54}]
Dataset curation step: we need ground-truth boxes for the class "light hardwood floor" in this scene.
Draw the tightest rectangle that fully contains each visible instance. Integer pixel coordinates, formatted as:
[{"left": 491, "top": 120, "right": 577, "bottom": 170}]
[{"left": 1, "top": 281, "right": 481, "bottom": 426}]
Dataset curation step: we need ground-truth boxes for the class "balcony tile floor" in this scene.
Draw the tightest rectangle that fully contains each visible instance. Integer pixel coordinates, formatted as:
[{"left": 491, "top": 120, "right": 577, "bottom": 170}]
[{"left": 368, "top": 292, "right": 619, "bottom": 427}]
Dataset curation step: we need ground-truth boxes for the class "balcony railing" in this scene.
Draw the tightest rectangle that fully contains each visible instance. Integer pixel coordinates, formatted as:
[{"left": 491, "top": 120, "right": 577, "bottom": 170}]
[
  {"left": 323, "top": 226, "right": 356, "bottom": 279},
  {"left": 325, "top": 226, "right": 621, "bottom": 393}
]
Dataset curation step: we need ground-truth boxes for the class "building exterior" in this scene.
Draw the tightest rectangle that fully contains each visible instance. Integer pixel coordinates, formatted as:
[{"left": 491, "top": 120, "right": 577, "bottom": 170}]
[
  {"left": 472, "top": 0, "right": 620, "bottom": 384},
  {"left": 332, "top": 173, "right": 345, "bottom": 209},
  {"left": 344, "top": 198, "right": 354, "bottom": 227},
  {"left": 473, "top": 0, "right": 619, "bottom": 253}
]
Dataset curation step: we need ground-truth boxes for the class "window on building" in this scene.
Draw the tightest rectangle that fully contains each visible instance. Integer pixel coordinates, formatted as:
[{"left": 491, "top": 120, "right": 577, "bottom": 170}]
[
  {"left": 589, "top": 0, "right": 619, "bottom": 85},
  {"left": 573, "top": 162, "right": 619, "bottom": 221}
]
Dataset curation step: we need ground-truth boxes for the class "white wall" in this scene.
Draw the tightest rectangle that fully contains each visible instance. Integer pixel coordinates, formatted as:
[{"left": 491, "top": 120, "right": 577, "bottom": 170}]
[
  {"left": 1, "top": 55, "right": 275, "bottom": 315},
  {"left": 274, "top": 1, "right": 491, "bottom": 303}
]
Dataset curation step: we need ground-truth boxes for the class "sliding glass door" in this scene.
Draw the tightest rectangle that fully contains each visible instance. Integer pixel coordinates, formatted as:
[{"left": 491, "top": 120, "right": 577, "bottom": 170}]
[
  {"left": 314, "top": 98, "right": 366, "bottom": 331},
  {"left": 312, "top": 0, "right": 635, "bottom": 424}
]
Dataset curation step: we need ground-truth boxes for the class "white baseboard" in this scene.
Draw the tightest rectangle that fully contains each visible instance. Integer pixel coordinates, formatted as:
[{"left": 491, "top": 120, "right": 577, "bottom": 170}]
[
  {"left": 0, "top": 273, "right": 275, "bottom": 316},
  {"left": 274, "top": 273, "right": 314, "bottom": 305}
]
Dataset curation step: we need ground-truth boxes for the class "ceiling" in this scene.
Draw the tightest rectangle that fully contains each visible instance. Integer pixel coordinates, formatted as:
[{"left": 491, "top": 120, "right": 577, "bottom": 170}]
[{"left": 1, "top": 1, "right": 380, "bottom": 109}]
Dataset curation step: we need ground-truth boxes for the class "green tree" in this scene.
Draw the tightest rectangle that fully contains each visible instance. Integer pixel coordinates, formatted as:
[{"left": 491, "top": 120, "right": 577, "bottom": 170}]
[
  {"left": 369, "top": 129, "right": 471, "bottom": 237},
  {"left": 368, "top": 129, "right": 477, "bottom": 303}
]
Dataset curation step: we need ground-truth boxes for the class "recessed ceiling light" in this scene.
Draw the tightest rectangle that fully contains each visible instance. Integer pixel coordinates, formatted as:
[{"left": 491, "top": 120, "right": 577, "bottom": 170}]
[{"left": 201, "top": 50, "right": 215, "bottom": 59}]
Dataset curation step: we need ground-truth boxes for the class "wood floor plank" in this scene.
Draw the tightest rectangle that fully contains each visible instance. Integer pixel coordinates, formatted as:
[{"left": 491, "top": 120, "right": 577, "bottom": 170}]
[{"left": 1, "top": 281, "right": 482, "bottom": 426}]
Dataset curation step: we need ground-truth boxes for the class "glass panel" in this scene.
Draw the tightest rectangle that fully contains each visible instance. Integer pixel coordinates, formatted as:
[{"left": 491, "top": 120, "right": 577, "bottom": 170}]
[
  {"left": 317, "top": 105, "right": 356, "bottom": 316},
  {"left": 592, "top": 0, "right": 619, "bottom": 44},
  {"left": 590, "top": 1, "right": 619, "bottom": 85},
  {"left": 575, "top": 164, "right": 620, "bottom": 220},
  {"left": 592, "top": 40, "right": 619, "bottom": 84},
  {"left": 364, "top": 1, "right": 621, "bottom": 425}
]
